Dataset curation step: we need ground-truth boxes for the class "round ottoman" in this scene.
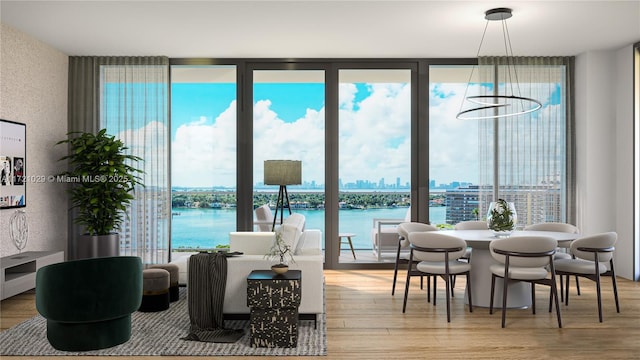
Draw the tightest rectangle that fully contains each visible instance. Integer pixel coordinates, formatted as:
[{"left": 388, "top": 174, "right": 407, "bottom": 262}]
[
  {"left": 149, "top": 263, "right": 180, "bottom": 302},
  {"left": 139, "top": 268, "right": 170, "bottom": 312}
]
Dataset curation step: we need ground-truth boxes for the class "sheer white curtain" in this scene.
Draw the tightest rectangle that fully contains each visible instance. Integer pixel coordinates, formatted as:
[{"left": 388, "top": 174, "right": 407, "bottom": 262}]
[
  {"left": 477, "top": 57, "right": 574, "bottom": 227},
  {"left": 99, "top": 57, "right": 170, "bottom": 263}
]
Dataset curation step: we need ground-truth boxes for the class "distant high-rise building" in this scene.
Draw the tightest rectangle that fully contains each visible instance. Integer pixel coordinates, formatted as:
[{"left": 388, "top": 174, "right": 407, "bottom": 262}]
[{"left": 444, "top": 185, "right": 562, "bottom": 226}]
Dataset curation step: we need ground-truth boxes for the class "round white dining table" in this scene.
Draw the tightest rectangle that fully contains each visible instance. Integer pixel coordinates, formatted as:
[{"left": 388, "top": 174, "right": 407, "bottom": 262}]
[{"left": 437, "top": 229, "right": 579, "bottom": 308}]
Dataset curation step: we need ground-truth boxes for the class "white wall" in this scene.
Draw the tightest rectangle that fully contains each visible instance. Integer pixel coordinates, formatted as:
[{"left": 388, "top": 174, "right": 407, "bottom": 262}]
[
  {"left": 0, "top": 24, "right": 69, "bottom": 258},
  {"left": 575, "top": 46, "right": 637, "bottom": 280},
  {"left": 615, "top": 44, "right": 639, "bottom": 281}
]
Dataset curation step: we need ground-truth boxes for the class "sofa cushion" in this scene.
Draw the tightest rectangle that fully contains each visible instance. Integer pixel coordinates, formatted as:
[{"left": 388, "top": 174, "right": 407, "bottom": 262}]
[
  {"left": 229, "top": 231, "right": 275, "bottom": 255},
  {"left": 278, "top": 214, "right": 305, "bottom": 253},
  {"left": 294, "top": 229, "right": 322, "bottom": 256}
]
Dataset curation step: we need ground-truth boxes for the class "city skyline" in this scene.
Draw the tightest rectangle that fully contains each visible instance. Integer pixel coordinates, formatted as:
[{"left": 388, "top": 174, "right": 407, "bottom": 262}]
[{"left": 171, "top": 177, "right": 474, "bottom": 191}]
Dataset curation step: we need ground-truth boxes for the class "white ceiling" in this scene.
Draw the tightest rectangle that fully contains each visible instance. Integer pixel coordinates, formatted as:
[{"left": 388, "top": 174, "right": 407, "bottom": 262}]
[{"left": 1, "top": 0, "right": 639, "bottom": 58}]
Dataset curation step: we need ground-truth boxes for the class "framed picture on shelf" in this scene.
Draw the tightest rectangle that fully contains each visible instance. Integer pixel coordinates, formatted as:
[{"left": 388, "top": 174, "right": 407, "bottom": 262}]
[{"left": 0, "top": 119, "right": 26, "bottom": 209}]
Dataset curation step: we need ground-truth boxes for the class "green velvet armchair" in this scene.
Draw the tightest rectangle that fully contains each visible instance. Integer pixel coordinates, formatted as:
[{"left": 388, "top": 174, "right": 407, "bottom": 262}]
[{"left": 35, "top": 256, "right": 143, "bottom": 351}]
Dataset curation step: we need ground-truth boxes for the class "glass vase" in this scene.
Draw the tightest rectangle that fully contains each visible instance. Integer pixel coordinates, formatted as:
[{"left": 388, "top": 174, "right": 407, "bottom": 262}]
[{"left": 486, "top": 201, "right": 517, "bottom": 237}]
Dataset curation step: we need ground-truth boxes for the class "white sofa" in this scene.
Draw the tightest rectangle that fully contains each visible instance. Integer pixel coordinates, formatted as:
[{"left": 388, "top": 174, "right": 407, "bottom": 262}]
[{"left": 171, "top": 214, "right": 324, "bottom": 320}]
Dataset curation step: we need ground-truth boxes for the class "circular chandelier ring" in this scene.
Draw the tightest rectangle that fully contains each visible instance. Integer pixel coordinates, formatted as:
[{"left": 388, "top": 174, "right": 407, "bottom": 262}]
[{"left": 456, "top": 95, "right": 542, "bottom": 120}]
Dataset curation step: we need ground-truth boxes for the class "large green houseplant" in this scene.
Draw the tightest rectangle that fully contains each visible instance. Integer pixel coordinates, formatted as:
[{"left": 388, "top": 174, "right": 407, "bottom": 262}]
[{"left": 57, "top": 129, "right": 143, "bottom": 258}]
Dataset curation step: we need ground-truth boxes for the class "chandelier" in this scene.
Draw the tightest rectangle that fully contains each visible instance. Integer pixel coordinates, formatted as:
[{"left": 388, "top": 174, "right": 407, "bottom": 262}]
[{"left": 456, "top": 8, "right": 542, "bottom": 120}]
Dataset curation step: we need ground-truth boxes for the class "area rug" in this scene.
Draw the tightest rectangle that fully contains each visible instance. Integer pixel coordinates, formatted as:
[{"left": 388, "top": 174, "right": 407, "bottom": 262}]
[{"left": 0, "top": 288, "right": 327, "bottom": 356}]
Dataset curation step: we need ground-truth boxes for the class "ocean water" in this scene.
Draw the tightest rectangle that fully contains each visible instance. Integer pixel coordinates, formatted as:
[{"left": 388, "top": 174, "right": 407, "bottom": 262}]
[{"left": 171, "top": 206, "right": 447, "bottom": 250}]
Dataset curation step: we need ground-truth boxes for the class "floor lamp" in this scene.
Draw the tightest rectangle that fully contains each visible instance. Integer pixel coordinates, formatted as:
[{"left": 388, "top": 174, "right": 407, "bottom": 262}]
[{"left": 264, "top": 160, "right": 302, "bottom": 231}]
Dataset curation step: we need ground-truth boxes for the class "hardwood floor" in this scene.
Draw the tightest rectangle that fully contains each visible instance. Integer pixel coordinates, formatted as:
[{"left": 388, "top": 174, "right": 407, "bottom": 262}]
[{"left": 1, "top": 269, "right": 639, "bottom": 359}]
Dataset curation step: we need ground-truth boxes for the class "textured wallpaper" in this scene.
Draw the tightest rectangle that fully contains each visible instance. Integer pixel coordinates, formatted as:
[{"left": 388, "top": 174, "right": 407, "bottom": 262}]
[{"left": 0, "top": 23, "right": 69, "bottom": 258}]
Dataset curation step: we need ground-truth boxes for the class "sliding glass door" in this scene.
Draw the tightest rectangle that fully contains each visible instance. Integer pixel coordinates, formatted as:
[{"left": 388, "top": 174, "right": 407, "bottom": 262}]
[
  {"left": 337, "top": 68, "right": 412, "bottom": 264},
  {"left": 250, "top": 67, "right": 326, "bottom": 253}
]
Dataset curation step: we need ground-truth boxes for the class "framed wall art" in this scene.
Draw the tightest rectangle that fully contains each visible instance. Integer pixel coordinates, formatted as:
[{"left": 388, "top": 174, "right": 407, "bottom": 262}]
[{"left": 0, "top": 119, "right": 26, "bottom": 209}]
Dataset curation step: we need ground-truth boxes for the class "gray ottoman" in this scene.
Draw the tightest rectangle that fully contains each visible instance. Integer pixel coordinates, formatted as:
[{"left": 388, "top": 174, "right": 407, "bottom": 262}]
[
  {"left": 139, "top": 268, "right": 170, "bottom": 312},
  {"left": 149, "top": 263, "right": 180, "bottom": 302}
]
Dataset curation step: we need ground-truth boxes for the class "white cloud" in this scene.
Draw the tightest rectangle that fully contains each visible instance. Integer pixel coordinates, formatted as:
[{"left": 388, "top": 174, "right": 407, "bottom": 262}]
[
  {"left": 428, "top": 83, "right": 481, "bottom": 185},
  {"left": 172, "top": 101, "right": 237, "bottom": 187},
  {"left": 169, "top": 81, "right": 492, "bottom": 188}
]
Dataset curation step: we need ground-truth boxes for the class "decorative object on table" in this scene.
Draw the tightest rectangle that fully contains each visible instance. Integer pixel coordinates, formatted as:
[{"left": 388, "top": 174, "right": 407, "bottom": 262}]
[
  {"left": 486, "top": 199, "right": 517, "bottom": 237},
  {"left": 9, "top": 209, "right": 28, "bottom": 252},
  {"left": 247, "top": 270, "right": 302, "bottom": 348},
  {"left": 456, "top": 8, "right": 541, "bottom": 120},
  {"left": 263, "top": 160, "right": 302, "bottom": 230},
  {"left": 0, "top": 119, "right": 26, "bottom": 208},
  {"left": 265, "top": 231, "right": 295, "bottom": 274},
  {"left": 56, "top": 129, "right": 143, "bottom": 259}
]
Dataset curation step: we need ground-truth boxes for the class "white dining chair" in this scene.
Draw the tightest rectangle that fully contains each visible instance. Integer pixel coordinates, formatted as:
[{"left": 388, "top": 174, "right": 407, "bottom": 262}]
[
  {"left": 402, "top": 232, "right": 472, "bottom": 323},
  {"left": 393, "top": 222, "right": 438, "bottom": 296},
  {"left": 553, "top": 232, "right": 619, "bottom": 322},
  {"left": 524, "top": 222, "right": 580, "bottom": 300},
  {"left": 489, "top": 236, "right": 562, "bottom": 328}
]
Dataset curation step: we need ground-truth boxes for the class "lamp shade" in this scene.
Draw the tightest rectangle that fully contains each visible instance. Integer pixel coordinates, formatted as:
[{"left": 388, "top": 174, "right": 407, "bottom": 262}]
[{"left": 264, "top": 160, "right": 302, "bottom": 185}]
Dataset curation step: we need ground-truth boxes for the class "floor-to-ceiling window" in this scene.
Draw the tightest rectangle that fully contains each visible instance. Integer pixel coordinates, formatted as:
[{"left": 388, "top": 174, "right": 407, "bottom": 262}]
[
  {"left": 337, "top": 68, "right": 412, "bottom": 263},
  {"left": 250, "top": 67, "right": 326, "bottom": 252},
  {"left": 170, "top": 65, "right": 237, "bottom": 256},
  {"left": 165, "top": 58, "right": 573, "bottom": 270}
]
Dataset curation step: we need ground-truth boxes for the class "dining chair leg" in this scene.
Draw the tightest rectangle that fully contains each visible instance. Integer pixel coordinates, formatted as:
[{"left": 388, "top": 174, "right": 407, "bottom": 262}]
[
  {"left": 559, "top": 275, "right": 564, "bottom": 302},
  {"left": 501, "top": 261, "right": 510, "bottom": 328},
  {"left": 501, "top": 275, "right": 509, "bottom": 328},
  {"left": 610, "top": 259, "right": 620, "bottom": 313},
  {"left": 550, "top": 270, "right": 563, "bottom": 328},
  {"left": 392, "top": 240, "right": 402, "bottom": 295},
  {"left": 432, "top": 276, "right": 438, "bottom": 306},
  {"left": 595, "top": 265, "right": 603, "bottom": 322},
  {"left": 426, "top": 275, "right": 431, "bottom": 303},
  {"left": 489, "top": 274, "right": 496, "bottom": 314},
  {"left": 531, "top": 283, "right": 536, "bottom": 315},
  {"left": 445, "top": 272, "right": 451, "bottom": 323},
  {"left": 450, "top": 275, "right": 455, "bottom": 297},
  {"left": 402, "top": 253, "right": 413, "bottom": 313},
  {"left": 564, "top": 275, "right": 570, "bottom": 306},
  {"left": 466, "top": 271, "right": 473, "bottom": 313}
]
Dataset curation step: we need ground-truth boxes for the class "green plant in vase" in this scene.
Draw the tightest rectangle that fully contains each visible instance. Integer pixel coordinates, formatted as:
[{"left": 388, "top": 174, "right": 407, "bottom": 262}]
[
  {"left": 487, "top": 199, "right": 517, "bottom": 237},
  {"left": 57, "top": 129, "right": 143, "bottom": 258}
]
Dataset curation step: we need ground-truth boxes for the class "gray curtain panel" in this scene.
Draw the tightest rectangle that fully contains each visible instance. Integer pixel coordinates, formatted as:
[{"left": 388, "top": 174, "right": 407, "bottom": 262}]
[
  {"left": 472, "top": 56, "right": 575, "bottom": 226},
  {"left": 67, "top": 56, "right": 170, "bottom": 263}
]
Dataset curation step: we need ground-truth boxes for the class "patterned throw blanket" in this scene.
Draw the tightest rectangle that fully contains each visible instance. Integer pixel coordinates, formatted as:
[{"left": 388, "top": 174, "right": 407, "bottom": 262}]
[{"left": 181, "top": 252, "right": 244, "bottom": 343}]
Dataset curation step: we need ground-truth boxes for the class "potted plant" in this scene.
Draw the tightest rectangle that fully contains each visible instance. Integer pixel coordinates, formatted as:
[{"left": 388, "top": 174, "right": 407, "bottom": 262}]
[
  {"left": 57, "top": 129, "right": 143, "bottom": 258},
  {"left": 265, "top": 231, "right": 295, "bottom": 274}
]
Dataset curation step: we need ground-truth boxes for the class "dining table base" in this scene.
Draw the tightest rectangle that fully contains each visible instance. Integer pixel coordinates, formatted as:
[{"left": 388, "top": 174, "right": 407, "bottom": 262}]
[{"left": 464, "top": 248, "right": 532, "bottom": 308}]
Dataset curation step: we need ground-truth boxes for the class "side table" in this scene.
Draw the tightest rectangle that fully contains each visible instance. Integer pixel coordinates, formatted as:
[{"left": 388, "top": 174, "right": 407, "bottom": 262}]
[
  {"left": 247, "top": 270, "right": 301, "bottom": 348},
  {"left": 338, "top": 233, "right": 357, "bottom": 259}
]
